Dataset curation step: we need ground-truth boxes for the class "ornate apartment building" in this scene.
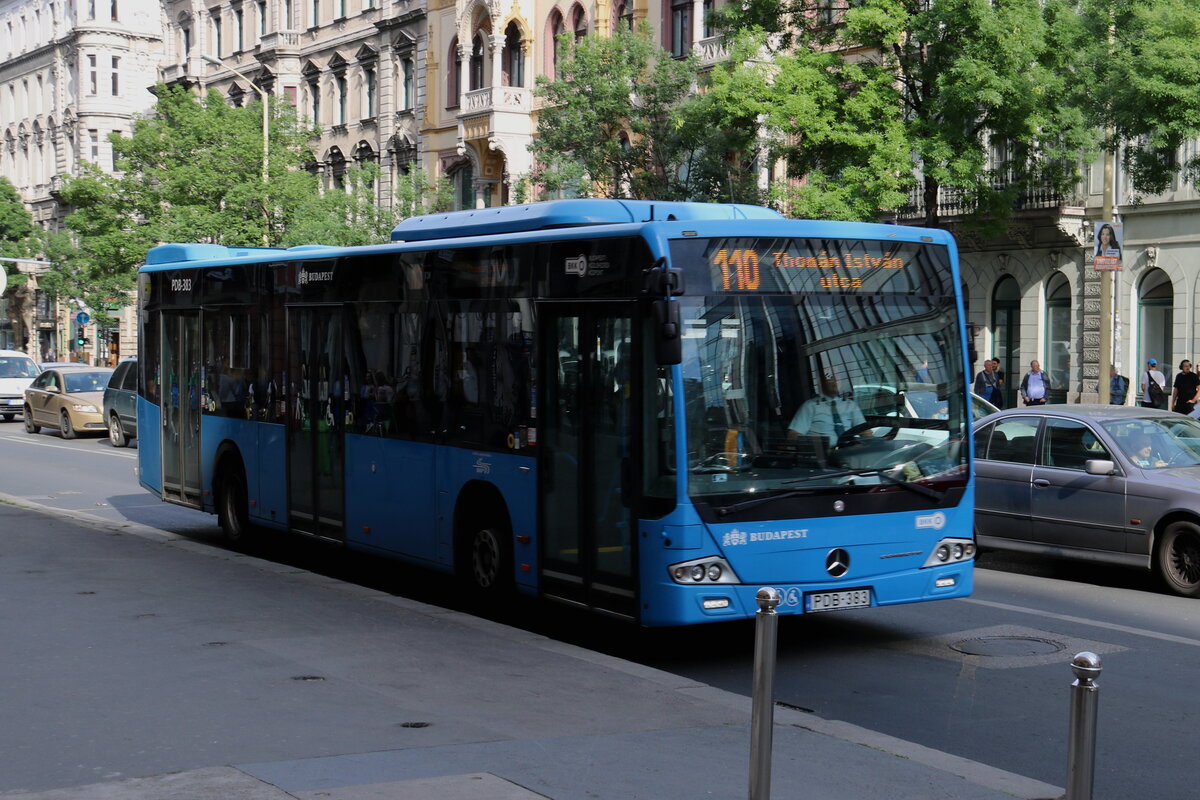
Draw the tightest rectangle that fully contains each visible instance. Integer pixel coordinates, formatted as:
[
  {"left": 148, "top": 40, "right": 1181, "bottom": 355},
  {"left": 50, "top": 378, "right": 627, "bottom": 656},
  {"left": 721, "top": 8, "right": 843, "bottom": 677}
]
[{"left": 0, "top": 0, "right": 161, "bottom": 357}]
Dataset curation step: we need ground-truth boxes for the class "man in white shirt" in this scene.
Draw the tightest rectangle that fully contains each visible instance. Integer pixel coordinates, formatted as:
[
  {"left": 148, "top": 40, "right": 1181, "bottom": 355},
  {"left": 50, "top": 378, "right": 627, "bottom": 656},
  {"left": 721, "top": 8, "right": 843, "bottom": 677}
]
[
  {"left": 1019, "top": 360, "right": 1050, "bottom": 406},
  {"left": 788, "top": 374, "right": 866, "bottom": 447},
  {"left": 1141, "top": 358, "right": 1167, "bottom": 409}
]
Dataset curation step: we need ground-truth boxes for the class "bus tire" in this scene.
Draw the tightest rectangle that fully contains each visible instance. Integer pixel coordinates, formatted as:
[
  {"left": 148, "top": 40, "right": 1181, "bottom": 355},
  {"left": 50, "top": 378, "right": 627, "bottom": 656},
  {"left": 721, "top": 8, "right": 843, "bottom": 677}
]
[
  {"left": 217, "top": 461, "right": 252, "bottom": 545},
  {"left": 468, "top": 526, "right": 509, "bottom": 592},
  {"left": 1157, "top": 520, "right": 1200, "bottom": 597},
  {"left": 456, "top": 496, "right": 513, "bottom": 595}
]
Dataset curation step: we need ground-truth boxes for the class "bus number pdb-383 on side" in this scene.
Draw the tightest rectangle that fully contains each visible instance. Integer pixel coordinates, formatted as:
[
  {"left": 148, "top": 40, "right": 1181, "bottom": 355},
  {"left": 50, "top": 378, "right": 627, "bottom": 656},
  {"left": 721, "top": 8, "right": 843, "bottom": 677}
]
[{"left": 136, "top": 199, "right": 975, "bottom": 626}]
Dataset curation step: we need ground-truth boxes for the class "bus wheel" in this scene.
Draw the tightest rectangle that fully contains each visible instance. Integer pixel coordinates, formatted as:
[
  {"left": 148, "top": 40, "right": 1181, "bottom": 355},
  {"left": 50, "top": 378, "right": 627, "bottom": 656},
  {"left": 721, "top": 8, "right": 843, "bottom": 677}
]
[
  {"left": 217, "top": 464, "right": 252, "bottom": 545},
  {"left": 467, "top": 525, "right": 510, "bottom": 593},
  {"left": 1157, "top": 521, "right": 1200, "bottom": 597}
]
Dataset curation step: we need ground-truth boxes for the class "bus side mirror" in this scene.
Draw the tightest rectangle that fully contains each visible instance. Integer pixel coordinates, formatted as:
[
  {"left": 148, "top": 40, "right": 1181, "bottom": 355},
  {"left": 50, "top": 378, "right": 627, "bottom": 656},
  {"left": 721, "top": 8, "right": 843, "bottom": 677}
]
[{"left": 654, "top": 299, "right": 682, "bottom": 366}]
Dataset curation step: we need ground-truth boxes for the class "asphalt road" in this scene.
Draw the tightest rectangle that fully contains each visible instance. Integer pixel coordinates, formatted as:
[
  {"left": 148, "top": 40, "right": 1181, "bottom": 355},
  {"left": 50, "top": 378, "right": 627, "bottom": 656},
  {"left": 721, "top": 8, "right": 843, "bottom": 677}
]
[{"left": 1, "top": 419, "right": 1195, "bottom": 799}]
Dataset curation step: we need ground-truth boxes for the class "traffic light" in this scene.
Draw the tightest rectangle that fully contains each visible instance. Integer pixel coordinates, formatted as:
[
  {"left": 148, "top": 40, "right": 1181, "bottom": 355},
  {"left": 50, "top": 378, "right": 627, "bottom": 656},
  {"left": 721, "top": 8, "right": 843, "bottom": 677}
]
[{"left": 75, "top": 324, "right": 87, "bottom": 347}]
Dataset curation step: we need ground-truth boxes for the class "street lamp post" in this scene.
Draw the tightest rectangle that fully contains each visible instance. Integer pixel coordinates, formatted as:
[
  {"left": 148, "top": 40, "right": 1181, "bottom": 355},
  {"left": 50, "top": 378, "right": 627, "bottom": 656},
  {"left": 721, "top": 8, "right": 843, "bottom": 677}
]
[{"left": 203, "top": 55, "right": 270, "bottom": 245}]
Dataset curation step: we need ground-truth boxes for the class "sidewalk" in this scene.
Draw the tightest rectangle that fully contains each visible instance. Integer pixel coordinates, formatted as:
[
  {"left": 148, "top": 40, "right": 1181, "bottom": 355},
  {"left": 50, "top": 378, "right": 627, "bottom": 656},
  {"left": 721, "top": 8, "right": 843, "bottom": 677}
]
[{"left": 0, "top": 498, "right": 1062, "bottom": 800}]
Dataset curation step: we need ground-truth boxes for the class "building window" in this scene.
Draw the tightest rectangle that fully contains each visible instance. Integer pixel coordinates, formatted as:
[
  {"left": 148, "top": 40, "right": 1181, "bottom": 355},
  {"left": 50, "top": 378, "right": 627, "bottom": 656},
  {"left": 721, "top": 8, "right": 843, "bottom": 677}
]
[
  {"left": 670, "top": 0, "right": 691, "bottom": 58},
  {"left": 402, "top": 58, "right": 413, "bottom": 109},
  {"left": 259, "top": 1, "right": 267, "bottom": 34},
  {"left": 703, "top": 0, "right": 713, "bottom": 37},
  {"left": 182, "top": 26, "right": 192, "bottom": 57},
  {"left": 111, "top": 56, "right": 119, "bottom": 94},
  {"left": 212, "top": 11, "right": 222, "bottom": 56},
  {"left": 547, "top": 11, "right": 564, "bottom": 74},
  {"left": 88, "top": 128, "right": 99, "bottom": 161},
  {"left": 308, "top": 78, "right": 320, "bottom": 122},
  {"left": 457, "top": 164, "right": 474, "bottom": 210},
  {"left": 338, "top": 0, "right": 346, "bottom": 17},
  {"left": 87, "top": 0, "right": 95, "bottom": 19},
  {"left": 364, "top": 66, "right": 376, "bottom": 116},
  {"left": 502, "top": 23, "right": 523, "bottom": 87},
  {"left": 615, "top": 0, "right": 632, "bottom": 31},
  {"left": 110, "top": 0, "right": 118, "bottom": 20},
  {"left": 571, "top": 4, "right": 586, "bottom": 42},
  {"left": 469, "top": 34, "right": 484, "bottom": 91},
  {"left": 447, "top": 37, "right": 460, "bottom": 108},
  {"left": 336, "top": 74, "right": 347, "bottom": 123},
  {"left": 87, "top": 54, "right": 97, "bottom": 94},
  {"left": 284, "top": 0, "right": 292, "bottom": 29},
  {"left": 235, "top": 7, "right": 244, "bottom": 50},
  {"left": 311, "top": 0, "right": 319, "bottom": 26}
]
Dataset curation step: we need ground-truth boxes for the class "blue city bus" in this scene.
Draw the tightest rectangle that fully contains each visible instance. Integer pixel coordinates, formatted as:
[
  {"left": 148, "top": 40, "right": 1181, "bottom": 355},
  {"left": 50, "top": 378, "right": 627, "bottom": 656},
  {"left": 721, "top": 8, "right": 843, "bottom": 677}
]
[{"left": 136, "top": 199, "right": 975, "bottom": 626}]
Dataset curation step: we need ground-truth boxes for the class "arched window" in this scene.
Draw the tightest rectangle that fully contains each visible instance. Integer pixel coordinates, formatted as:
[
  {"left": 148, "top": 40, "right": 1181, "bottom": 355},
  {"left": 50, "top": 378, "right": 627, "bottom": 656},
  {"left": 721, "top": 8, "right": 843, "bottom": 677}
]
[
  {"left": 570, "top": 3, "right": 586, "bottom": 41},
  {"left": 469, "top": 33, "right": 485, "bottom": 91},
  {"left": 1139, "top": 268, "right": 1173, "bottom": 373},
  {"left": 1044, "top": 272, "right": 1070, "bottom": 403},
  {"left": 502, "top": 22, "right": 523, "bottom": 87},
  {"left": 546, "top": 10, "right": 564, "bottom": 74},
  {"left": 991, "top": 275, "right": 1020, "bottom": 409},
  {"left": 446, "top": 36, "right": 460, "bottom": 108},
  {"left": 613, "top": 0, "right": 632, "bottom": 31}
]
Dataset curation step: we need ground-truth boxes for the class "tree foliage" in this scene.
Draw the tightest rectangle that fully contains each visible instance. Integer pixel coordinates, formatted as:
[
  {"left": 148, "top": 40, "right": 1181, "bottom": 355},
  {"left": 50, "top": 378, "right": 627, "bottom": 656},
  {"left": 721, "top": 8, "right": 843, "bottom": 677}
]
[
  {"left": 532, "top": 25, "right": 764, "bottom": 203},
  {"left": 710, "top": 0, "right": 1100, "bottom": 226}
]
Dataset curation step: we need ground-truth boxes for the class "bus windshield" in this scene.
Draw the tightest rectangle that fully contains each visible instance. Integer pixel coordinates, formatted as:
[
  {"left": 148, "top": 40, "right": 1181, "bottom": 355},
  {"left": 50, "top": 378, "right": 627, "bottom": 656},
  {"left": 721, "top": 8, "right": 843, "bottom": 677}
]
[{"left": 674, "top": 292, "right": 968, "bottom": 504}]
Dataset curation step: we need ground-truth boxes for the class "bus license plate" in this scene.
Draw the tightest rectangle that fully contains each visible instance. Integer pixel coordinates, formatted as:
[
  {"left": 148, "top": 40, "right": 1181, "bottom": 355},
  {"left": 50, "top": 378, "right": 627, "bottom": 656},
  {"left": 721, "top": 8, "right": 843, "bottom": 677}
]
[{"left": 805, "top": 588, "right": 871, "bottom": 613}]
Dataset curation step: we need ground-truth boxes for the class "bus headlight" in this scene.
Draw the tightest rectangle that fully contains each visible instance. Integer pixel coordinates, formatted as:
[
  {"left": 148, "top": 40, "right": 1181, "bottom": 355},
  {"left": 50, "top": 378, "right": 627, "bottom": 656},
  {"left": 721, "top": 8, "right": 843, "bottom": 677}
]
[
  {"left": 922, "top": 537, "right": 975, "bottom": 568},
  {"left": 668, "top": 556, "right": 740, "bottom": 585}
]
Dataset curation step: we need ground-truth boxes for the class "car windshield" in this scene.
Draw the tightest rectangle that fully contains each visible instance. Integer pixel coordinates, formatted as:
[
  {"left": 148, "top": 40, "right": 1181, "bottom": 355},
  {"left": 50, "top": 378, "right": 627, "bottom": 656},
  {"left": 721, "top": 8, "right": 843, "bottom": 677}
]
[
  {"left": 673, "top": 293, "right": 969, "bottom": 503},
  {"left": 0, "top": 357, "right": 39, "bottom": 378},
  {"left": 63, "top": 372, "right": 111, "bottom": 393},
  {"left": 1102, "top": 416, "right": 1200, "bottom": 469}
]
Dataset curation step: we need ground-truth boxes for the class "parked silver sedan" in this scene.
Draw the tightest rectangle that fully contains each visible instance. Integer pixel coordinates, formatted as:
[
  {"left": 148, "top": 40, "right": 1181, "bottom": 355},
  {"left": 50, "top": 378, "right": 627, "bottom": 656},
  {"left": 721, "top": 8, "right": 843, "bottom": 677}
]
[{"left": 973, "top": 405, "right": 1200, "bottom": 596}]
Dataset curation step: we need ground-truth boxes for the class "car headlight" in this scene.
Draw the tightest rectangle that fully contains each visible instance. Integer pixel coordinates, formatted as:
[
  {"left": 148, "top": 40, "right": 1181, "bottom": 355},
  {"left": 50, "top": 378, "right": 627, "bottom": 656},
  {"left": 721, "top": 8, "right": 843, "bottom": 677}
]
[{"left": 71, "top": 404, "right": 98, "bottom": 413}]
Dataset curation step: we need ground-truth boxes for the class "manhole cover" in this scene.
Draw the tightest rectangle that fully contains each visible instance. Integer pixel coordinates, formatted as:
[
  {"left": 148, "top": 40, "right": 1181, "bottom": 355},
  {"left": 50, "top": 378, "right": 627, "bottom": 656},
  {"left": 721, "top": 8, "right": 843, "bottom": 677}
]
[{"left": 950, "top": 635, "right": 1065, "bottom": 657}]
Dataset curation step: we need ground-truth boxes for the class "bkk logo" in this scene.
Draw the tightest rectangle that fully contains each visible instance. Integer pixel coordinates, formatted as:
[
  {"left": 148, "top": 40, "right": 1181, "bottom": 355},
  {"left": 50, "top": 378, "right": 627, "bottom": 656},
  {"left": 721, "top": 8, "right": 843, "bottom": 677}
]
[{"left": 915, "top": 512, "right": 947, "bottom": 531}]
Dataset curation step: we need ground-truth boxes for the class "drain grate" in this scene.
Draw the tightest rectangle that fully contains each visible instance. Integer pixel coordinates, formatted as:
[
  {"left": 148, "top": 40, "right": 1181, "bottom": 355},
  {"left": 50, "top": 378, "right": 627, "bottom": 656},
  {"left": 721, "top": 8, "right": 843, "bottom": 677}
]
[{"left": 951, "top": 635, "right": 1065, "bottom": 657}]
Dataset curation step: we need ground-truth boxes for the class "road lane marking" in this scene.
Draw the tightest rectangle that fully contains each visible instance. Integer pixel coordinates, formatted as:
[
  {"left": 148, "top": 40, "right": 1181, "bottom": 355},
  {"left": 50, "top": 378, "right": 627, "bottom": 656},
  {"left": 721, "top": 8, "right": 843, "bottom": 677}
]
[
  {"left": 963, "top": 596, "right": 1200, "bottom": 648},
  {"left": 0, "top": 432, "right": 136, "bottom": 459}
]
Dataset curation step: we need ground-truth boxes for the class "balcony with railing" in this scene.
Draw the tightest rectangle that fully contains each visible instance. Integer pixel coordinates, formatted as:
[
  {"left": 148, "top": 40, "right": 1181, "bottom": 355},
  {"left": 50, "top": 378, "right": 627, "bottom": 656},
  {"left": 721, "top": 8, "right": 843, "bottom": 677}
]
[
  {"left": 461, "top": 86, "right": 531, "bottom": 116},
  {"left": 895, "top": 169, "right": 1084, "bottom": 222}
]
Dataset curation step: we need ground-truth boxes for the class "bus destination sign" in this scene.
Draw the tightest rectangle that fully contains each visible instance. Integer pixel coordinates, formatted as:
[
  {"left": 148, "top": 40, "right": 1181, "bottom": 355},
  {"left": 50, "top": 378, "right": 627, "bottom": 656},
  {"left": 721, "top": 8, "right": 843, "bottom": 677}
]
[{"left": 672, "top": 237, "right": 951, "bottom": 296}]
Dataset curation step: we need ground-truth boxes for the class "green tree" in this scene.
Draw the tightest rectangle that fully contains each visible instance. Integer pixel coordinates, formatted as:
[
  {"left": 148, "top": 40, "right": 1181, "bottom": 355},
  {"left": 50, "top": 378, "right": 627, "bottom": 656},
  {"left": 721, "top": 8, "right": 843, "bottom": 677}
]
[
  {"left": 1078, "top": 0, "right": 1200, "bottom": 196},
  {"left": 532, "top": 25, "right": 763, "bottom": 203},
  {"left": 0, "top": 177, "right": 39, "bottom": 350},
  {"left": 711, "top": 0, "right": 1099, "bottom": 226}
]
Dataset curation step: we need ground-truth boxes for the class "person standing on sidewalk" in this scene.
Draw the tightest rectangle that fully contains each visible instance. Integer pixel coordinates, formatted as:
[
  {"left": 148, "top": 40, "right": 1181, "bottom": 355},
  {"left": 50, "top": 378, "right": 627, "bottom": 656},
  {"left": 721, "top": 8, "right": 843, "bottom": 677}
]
[
  {"left": 1141, "top": 359, "right": 1168, "bottom": 409},
  {"left": 1018, "top": 360, "right": 1051, "bottom": 406},
  {"left": 1110, "top": 365, "right": 1129, "bottom": 405},
  {"left": 1171, "top": 359, "right": 1200, "bottom": 415}
]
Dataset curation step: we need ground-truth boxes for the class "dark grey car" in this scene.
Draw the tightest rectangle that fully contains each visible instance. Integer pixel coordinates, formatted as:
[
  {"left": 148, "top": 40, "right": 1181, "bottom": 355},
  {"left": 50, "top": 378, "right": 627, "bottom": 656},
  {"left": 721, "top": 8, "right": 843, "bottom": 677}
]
[
  {"left": 102, "top": 358, "right": 137, "bottom": 447},
  {"left": 973, "top": 404, "right": 1200, "bottom": 596}
]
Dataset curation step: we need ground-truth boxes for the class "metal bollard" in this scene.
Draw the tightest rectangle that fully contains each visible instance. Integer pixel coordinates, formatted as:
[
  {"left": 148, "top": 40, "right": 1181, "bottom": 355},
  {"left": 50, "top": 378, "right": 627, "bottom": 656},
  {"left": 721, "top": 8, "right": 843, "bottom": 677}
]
[
  {"left": 1066, "top": 651, "right": 1102, "bottom": 800},
  {"left": 749, "top": 587, "right": 782, "bottom": 800}
]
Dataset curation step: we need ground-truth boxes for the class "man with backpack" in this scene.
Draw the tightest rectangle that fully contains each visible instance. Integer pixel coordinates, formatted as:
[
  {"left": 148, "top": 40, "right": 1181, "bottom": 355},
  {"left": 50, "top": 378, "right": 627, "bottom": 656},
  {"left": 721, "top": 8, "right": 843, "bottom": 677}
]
[{"left": 1141, "top": 358, "right": 1168, "bottom": 409}]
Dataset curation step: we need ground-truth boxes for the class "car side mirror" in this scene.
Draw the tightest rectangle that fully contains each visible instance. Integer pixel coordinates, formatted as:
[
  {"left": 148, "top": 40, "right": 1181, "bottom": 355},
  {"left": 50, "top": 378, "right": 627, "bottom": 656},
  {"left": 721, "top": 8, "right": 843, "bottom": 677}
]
[
  {"left": 1085, "top": 459, "right": 1115, "bottom": 476},
  {"left": 46, "top": 386, "right": 61, "bottom": 394}
]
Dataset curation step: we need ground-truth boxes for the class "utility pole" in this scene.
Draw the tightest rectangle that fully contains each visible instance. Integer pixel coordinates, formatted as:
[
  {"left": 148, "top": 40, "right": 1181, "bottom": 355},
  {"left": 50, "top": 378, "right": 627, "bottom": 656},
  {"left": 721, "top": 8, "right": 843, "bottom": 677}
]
[{"left": 1097, "top": 148, "right": 1114, "bottom": 404}]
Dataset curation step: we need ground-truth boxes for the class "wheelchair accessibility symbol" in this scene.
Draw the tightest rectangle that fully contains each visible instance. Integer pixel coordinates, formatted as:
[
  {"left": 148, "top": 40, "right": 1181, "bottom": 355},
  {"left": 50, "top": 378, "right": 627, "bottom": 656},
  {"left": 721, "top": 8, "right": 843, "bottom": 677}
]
[{"left": 781, "top": 587, "right": 802, "bottom": 607}]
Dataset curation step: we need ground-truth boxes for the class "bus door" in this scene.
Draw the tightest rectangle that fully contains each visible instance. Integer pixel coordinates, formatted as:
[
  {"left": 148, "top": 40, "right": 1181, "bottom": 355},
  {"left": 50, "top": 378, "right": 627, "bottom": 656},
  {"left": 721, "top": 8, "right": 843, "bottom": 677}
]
[
  {"left": 160, "top": 311, "right": 203, "bottom": 508},
  {"left": 540, "top": 304, "right": 637, "bottom": 619},
  {"left": 286, "top": 306, "right": 346, "bottom": 541}
]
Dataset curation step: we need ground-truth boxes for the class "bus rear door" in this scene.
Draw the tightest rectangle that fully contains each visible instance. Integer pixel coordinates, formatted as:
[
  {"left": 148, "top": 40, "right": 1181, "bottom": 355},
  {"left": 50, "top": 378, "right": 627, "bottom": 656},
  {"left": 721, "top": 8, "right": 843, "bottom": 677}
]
[
  {"left": 540, "top": 305, "right": 638, "bottom": 619},
  {"left": 286, "top": 305, "right": 346, "bottom": 541},
  {"left": 160, "top": 311, "right": 203, "bottom": 508}
]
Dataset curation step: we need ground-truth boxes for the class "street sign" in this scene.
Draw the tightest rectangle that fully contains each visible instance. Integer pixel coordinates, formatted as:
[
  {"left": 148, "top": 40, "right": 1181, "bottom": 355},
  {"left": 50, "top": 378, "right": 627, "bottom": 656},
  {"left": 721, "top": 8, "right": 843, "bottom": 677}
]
[{"left": 76, "top": 311, "right": 90, "bottom": 326}]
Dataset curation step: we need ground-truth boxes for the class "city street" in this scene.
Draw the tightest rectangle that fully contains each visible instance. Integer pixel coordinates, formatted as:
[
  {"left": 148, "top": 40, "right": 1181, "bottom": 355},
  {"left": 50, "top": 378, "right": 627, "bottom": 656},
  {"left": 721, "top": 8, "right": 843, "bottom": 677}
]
[{"left": 0, "top": 421, "right": 1196, "bottom": 798}]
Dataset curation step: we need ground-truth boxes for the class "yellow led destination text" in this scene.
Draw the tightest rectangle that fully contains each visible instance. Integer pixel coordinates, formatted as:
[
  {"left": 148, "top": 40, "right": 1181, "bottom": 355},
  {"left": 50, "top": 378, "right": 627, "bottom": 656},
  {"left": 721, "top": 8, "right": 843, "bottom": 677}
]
[{"left": 710, "top": 245, "right": 909, "bottom": 291}]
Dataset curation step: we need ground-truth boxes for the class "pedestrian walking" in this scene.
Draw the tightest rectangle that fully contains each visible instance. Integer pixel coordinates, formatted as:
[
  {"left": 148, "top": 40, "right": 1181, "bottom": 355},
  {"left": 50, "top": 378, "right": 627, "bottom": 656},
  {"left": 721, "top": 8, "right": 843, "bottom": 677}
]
[
  {"left": 1141, "top": 359, "right": 1168, "bottom": 409},
  {"left": 1019, "top": 360, "right": 1051, "bottom": 406},
  {"left": 1172, "top": 360, "right": 1200, "bottom": 415},
  {"left": 1109, "top": 365, "right": 1129, "bottom": 405}
]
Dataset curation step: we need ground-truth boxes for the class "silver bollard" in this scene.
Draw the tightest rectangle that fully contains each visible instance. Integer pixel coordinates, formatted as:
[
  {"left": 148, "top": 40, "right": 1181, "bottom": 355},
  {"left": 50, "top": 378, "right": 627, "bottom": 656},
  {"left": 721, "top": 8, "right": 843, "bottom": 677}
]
[
  {"left": 749, "top": 587, "right": 782, "bottom": 800},
  {"left": 1066, "top": 651, "right": 1102, "bottom": 800}
]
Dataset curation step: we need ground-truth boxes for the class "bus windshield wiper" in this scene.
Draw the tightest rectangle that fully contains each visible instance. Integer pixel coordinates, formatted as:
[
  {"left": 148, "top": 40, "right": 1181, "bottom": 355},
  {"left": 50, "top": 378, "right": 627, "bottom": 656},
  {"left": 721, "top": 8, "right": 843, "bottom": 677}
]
[{"left": 716, "top": 467, "right": 942, "bottom": 516}]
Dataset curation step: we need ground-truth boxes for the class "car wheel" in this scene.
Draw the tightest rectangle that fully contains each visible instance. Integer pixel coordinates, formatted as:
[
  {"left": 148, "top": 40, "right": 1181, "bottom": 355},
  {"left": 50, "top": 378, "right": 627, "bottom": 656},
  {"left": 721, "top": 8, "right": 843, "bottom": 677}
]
[
  {"left": 108, "top": 413, "right": 127, "bottom": 447},
  {"left": 23, "top": 406, "right": 39, "bottom": 434},
  {"left": 1157, "top": 521, "right": 1200, "bottom": 597},
  {"left": 59, "top": 409, "right": 76, "bottom": 439},
  {"left": 217, "top": 464, "right": 252, "bottom": 545}
]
